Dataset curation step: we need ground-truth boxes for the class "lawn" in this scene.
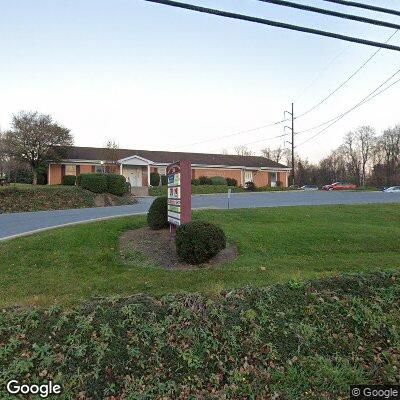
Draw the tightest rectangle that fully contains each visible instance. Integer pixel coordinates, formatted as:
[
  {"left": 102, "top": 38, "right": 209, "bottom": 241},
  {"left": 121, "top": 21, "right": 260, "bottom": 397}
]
[{"left": 1, "top": 203, "right": 400, "bottom": 307}]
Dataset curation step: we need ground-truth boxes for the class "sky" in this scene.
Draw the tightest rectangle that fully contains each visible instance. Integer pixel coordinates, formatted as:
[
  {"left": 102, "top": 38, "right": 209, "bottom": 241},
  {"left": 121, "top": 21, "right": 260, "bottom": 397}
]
[{"left": 1, "top": 0, "right": 399, "bottom": 163}]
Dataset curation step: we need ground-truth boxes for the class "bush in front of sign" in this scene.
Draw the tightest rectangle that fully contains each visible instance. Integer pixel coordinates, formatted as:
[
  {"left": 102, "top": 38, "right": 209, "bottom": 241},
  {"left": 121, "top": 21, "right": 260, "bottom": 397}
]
[
  {"left": 175, "top": 221, "right": 226, "bottom": 264},
  {"left": 147, "top": 196, "right": 168, "bottom": 230}
]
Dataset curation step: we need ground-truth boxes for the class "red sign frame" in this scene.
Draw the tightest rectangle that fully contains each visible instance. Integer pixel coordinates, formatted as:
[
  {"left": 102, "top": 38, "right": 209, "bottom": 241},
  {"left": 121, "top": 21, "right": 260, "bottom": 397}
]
[{"left": 166, "top": 160, "right": 192, "bottom": 226}]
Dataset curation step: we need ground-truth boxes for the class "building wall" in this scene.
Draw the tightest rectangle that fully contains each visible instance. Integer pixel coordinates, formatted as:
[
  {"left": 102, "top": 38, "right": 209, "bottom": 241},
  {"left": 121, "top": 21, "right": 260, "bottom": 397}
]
[
  {"left": 278, "top": 171, "right": 288, "bottom": 187},
  {"left": 192, "top": 168, "right": 242, "bottom": 184},
  {"left": 80, "top": 165, "right": 93, "bottom": 174},
  {"left": 49, "top": 164, "right": 62, "bottom": 185},
  {"left": 253, "top": 171, "right": 269, "bottom": 187}
]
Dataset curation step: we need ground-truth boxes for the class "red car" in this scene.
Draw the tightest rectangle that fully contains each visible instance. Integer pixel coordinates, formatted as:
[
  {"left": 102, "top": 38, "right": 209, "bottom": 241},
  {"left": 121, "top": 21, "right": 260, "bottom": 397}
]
[{"left": 322, "top": 182, "right": 357, "bottom": 191}]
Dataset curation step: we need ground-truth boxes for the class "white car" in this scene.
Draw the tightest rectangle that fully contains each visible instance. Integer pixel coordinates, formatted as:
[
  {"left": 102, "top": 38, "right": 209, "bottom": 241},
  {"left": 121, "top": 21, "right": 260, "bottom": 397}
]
[
  {"left": 383, "top": 186, "right": 400, "bottom": 193},
  {"left": 301, "top": 185, "right": 319, "bottom": 191}
]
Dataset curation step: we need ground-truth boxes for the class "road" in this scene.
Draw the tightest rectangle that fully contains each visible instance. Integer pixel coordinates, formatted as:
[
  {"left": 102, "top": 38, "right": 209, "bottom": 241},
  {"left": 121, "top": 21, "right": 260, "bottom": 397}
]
[{"left": 1, "top": 191, "right": 400, "bottom": 240}]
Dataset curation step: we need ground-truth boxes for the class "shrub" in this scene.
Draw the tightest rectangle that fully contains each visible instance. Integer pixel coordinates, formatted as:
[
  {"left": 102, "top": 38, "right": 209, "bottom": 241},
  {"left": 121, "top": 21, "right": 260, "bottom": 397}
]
[
  {"left": 150, "top": 172, "right": 160, "bottom": 186},
  {"left": 210, "top": 176, "right": 227, "bottom": 185},
  {"left": 106, "top": 174, "right": 128, "bottom": 196},
  {"left": 199, "top": 176, "right": 212, "bottom": 185},
  {"left": 147, "top": 196, "right": 168, "bottom": 230},
  {"left": 191, "top": 179, "right": 200, "bottom": 186},
  {"left": 160, "top": 175, "right": 167, "bottom": 186},
  {"left": 245, "top": 181, "right": 256, "bottom": 191},
  {"left": 62, "top": 175, "right": 76, "bottom": 186},
  {"left": 79, "top": 173, "right": 108, "bottom": 193},
  {"left": 175, "top": 221, "right": 226, "bottom": 264},
  {"left": 76, "top": 174, "right": 82, "bottom": 187},
  {"left": 226, "top": 177, "right": 238, "bottom": 187}
]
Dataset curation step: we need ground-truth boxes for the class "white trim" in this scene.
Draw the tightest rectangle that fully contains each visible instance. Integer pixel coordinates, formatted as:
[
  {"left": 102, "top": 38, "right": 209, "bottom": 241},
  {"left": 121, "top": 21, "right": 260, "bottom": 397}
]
[
  {"left": 48, "top": 164, "right": 51, "bottom": 185},
  {"left": 118, "top": 155, "right": 153, "bottom": 164},
  {"left": 60, "top": 159, "right": 290, "bottom": 171}
]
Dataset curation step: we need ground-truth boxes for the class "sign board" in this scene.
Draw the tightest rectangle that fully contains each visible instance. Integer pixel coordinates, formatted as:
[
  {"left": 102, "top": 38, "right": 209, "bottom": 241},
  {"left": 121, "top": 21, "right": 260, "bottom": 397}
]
[{"left": 166, "top": 160, "right": 192, "bottom": 226}]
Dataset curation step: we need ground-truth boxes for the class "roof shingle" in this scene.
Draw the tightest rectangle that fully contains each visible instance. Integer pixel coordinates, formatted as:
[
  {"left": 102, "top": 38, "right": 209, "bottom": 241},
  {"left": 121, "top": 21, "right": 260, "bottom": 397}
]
[{"left": 63, "top": 146, "right": 289, "bottom": 169}]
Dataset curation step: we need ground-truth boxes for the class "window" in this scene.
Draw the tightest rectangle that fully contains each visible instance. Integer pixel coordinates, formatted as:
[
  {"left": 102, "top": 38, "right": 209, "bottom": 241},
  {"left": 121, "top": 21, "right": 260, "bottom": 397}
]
[
  {"left": 244, "top": 171, "right": 253, "bottom": 182},
  {"left": 158, "top": 167, "right": 166, "bottom": 175},
  {"left": 95, "top": 165, "right": 104, "bottom": 174},
  {"left": 65, "top": 164, "right": 76, "bottom": 176}
]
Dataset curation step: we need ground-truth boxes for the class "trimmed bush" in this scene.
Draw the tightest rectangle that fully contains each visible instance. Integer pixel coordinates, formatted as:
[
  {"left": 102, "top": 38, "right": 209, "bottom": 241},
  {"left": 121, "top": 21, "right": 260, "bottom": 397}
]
[
  {"left": 175, "top": 221, "right": 226, "bottom": 264},
  {"left": 245, "top": 181, "right": 257, "bottom": 192},
  {"left": 62, "top": 175, "right": 76, "bottom": 186},
  {"left": 76, "top": 174, "right": 82, "bottom": 187},
  {"left": 210, "top": 176, "right": 227, "bottom": 185},
  {"left": 106, "top": 173, "right": 129, "bottom": 196},
  {"left": 226, "top": 177, "right": 238, "bottom": 187},
  {"left": 160, "top": 175, "right": 167, "bottom": 186},
  {"left": 191, "top": 179, "right": 200, "bottom": 185},
  {"left": 79, "top": 173, "right": 108, "bottom": 193},
  {"left": 147, "top": 196, "right": 168, "bottom": 230},
  {"left": 199, "top": 176, "right": 212, "bottom": 185},
  {"left": 150, "top": 172, "right": 160, "bottom": 186}
]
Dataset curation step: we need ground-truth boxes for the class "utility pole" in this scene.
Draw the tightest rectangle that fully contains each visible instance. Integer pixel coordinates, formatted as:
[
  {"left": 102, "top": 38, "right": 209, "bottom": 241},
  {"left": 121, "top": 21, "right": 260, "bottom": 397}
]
[
  {"left": 291, "top": 102, "right": 295, "bottom": 186},
  {"left": 284, "top": 102, "right": 295, "bottom": 186}
]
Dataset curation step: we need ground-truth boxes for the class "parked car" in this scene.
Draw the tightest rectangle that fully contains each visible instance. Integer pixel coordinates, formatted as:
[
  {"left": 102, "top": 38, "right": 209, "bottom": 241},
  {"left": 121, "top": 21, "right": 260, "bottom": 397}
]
[
  {"left": 300, "top": 184, "right": 319, "bottom": 191},
  {"left": 288, "top": 185, "right": 300, "bottom": 190},
  {"left": 383, "top": 186, "right": 400, "bottom": 193},
  {"left": 322, "top": 182, "right": 357, "bottom": 191}
]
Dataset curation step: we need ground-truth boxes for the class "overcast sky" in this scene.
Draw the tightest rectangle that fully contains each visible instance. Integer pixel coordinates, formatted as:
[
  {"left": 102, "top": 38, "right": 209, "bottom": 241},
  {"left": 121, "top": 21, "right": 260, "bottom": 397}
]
[{"left": 1, "top": 0, "right": 399, "bottom": 163}]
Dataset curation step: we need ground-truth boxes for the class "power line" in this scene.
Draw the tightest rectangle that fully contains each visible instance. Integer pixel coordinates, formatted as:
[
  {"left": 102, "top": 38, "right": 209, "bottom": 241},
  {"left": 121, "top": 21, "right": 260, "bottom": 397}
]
[
  {"left": 296, "top": 67, "right": 400, "bottom": 147},
  {"left": 143, "top": 0, "right": 400, "bottom": 51},
  {"left": 296, "top": 29, "right": 398, "bottom": 119},
  {"left": 173, "top": 118, "right": 290, "bottom": 150},
  {"left": 257, "top": 0, "right": 400, "bottom": 30},
  {"left": 321, "top": 0, "right": 400, "bottom": 18},
  {"left": 243, "top": 132, "right": 289, "bottom": 146}
]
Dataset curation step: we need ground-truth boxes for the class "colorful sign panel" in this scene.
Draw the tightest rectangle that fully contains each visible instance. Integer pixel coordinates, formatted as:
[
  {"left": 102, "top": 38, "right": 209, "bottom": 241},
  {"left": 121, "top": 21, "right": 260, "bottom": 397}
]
[{"left": 166, "top": 160, "right": 192, "bottom": 227}]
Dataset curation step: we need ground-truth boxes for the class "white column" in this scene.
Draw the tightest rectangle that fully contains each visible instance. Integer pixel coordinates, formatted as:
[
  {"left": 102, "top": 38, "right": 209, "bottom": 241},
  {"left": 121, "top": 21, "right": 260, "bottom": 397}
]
[{"left": 147, "top": 165, "right": 151, "bottom": 187}]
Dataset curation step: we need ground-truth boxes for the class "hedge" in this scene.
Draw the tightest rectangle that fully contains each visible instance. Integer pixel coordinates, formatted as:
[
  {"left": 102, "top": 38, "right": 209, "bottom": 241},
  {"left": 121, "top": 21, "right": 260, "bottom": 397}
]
[
  {"left": 150, "top": 172, "right": 160, "bottom": 186},
  {"left": 175, "top": 221, "right": 226, "bottom": 264},
  {"left": 210, "top": 176, "right": 227, "bottom": 185},
  {"left": 61, "top": 175, "right": 76, "bottom": 186},
  {"left": 0, "top": 272, "right": 398, "bottom": 399},
  {"left": 105, "top": 173, "right": 129, "bottom": 196},
  {"left": 77, "top": 173, "right": 128, "bottom": 196},
  {"left": 78, "top": 173, "right": 108, "bottom": 193}
]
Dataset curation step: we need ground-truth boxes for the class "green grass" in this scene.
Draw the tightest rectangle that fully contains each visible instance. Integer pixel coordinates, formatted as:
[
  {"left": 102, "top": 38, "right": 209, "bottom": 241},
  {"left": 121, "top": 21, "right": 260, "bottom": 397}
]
[{"left": 1, "top": 203, "right": 399, "bottom": 307}]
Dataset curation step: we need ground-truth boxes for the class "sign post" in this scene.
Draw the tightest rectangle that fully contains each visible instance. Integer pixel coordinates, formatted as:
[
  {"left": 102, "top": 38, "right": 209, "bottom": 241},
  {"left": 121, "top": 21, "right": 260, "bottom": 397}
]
[{"left": 167, "top": 160, "right": 192, "bottom": 230}]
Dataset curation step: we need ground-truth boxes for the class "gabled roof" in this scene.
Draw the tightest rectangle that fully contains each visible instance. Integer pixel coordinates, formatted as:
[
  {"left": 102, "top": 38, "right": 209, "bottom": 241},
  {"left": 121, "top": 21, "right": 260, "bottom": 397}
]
[{"left": 62, "top": 146, "right": 289, "bottom": 169}]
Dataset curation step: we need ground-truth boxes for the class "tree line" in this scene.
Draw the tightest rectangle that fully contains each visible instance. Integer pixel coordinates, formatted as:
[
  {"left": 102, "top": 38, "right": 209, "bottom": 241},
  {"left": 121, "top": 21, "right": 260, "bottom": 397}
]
[{"left": 261, "top": 125, "right": 400, "bottom": 187}]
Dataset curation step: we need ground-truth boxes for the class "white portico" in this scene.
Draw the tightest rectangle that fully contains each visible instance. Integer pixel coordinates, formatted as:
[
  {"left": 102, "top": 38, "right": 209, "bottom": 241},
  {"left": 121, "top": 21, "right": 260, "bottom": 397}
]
[{"left": 118, "top": 155, "right": 151, "bottom": 188}]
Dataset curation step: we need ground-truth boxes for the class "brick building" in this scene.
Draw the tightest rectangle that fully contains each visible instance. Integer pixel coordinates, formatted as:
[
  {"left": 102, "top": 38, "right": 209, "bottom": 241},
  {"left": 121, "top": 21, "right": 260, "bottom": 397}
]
[{"left": 48, "top": 146, "right": 290, "bottom": 188}]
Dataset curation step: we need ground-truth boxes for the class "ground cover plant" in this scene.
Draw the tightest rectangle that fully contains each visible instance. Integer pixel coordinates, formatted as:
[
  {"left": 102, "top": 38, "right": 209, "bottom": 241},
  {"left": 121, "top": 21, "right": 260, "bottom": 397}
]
[
  {"left": 0, "top": 272, "right": 398, "bottom": 399},
  {"left": 0, "top": 184, "right": 134, "bottom": 213},
  {"left": 0, "top": 204, "right": 400, "bottom": 307}
]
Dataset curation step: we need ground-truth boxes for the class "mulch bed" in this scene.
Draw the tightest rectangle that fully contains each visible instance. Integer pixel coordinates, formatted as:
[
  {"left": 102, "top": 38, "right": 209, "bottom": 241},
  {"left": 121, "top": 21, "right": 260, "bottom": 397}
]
[{"left": 120, "top": 227, "right": 237, "bottom": 269}]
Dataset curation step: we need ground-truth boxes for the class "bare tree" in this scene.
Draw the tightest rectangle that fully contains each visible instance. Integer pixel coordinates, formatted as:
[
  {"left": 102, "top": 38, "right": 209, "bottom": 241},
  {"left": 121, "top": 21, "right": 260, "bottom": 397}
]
[
  {"left": 3, "top": 111, "right": 73, "bottom": 184},
  {"left": 102, "top": 139, "right": 120, "bottom": 173},
  {"left": 342, "top": 132, "right": 361, "bottom": 184},
  {"left": 234, "top": 145, "right": 254, "bottom": 156},
  {"left": 355, "top": 126, "right": 376, "bottom": 187},
  {"left": 261, "top": 146, "right": 284, "bottom": 163}
]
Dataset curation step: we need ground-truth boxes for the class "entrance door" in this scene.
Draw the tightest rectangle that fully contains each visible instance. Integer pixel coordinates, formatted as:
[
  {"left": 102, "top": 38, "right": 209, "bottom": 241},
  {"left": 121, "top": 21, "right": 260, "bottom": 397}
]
[{"left": 128, "top": 168, "right": 142, "bottom": 187}]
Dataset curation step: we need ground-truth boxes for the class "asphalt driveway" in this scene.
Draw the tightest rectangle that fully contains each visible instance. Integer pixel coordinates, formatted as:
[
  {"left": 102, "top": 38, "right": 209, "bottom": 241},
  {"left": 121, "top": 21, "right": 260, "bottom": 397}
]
[{"left": 1, "top": 191, "right": 400, "bottom": 240}]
